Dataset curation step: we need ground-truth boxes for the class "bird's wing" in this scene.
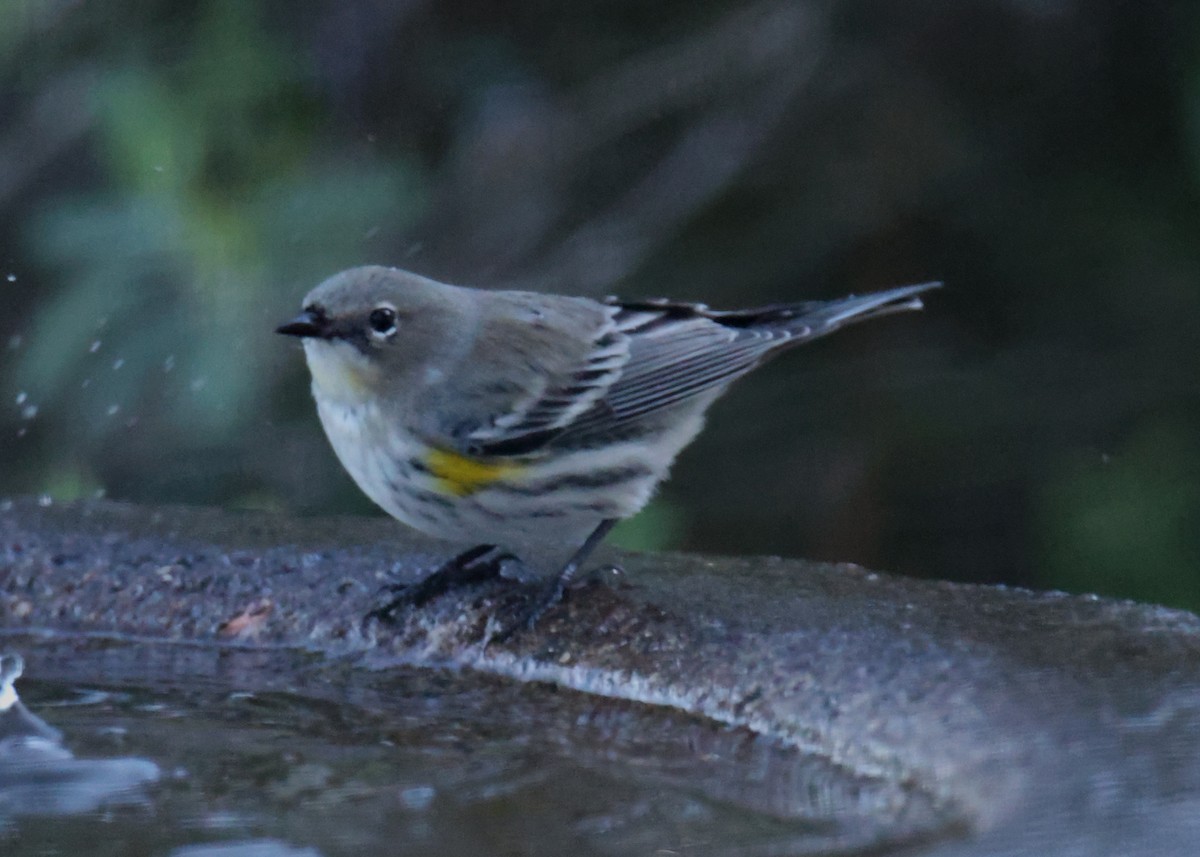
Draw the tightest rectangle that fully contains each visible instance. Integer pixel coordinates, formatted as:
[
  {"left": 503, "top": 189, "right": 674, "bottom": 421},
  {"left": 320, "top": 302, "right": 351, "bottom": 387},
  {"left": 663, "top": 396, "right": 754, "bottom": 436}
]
[
  {"left": 575, "top": 283, "right": 937, "bottom": 433},
  {"left": 552, "top": 301, "right": 791, "bottom": 442},
  {"left": 443, "top": 283, "right": 937, "bottom": 458},
  {"left": 429, "top": 292, "right": 631, "bottom": 457},
  {"left": 453, "top": 299, "right": 778, "bottom": 457}
]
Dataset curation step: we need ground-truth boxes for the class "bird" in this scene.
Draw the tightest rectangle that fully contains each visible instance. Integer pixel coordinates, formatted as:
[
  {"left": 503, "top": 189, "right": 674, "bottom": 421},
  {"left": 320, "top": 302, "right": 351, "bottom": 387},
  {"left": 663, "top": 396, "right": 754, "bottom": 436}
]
[{"left": 277, "top": 266, "right": 938, "bottom": 638}]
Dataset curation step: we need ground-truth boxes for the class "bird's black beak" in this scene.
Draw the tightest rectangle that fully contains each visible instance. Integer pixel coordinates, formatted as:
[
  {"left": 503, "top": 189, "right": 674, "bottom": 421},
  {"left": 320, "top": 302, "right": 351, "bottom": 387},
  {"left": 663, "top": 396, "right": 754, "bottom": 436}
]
[{"left": 275, "top": 308, "right": 328, "bottom": 339}]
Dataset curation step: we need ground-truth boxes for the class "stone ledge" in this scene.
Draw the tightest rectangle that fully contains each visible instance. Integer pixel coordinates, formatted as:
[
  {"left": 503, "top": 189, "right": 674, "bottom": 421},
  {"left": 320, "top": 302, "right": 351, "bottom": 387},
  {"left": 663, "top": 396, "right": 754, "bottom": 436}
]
[{"left": 2, "top": 496, "right": 1198, "bottom": 856}]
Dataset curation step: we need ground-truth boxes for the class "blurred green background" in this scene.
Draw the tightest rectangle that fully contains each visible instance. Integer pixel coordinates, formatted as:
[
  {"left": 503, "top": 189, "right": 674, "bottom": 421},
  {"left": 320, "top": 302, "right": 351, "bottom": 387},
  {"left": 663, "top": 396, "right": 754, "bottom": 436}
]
[{"left": 2, "top": 0, "right": 1198, "bottom": 608}]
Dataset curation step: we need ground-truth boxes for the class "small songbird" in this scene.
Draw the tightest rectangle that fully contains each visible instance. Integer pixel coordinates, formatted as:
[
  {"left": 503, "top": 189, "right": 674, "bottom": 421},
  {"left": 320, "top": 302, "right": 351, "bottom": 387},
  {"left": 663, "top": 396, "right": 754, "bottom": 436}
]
[{"left": 277, "top": 266, "right": 938, "bottom": 638}]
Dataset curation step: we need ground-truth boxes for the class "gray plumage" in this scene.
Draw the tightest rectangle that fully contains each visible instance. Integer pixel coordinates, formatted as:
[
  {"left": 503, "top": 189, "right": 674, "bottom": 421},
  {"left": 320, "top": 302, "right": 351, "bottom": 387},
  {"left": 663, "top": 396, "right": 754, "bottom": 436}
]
[{"left": 279, "top": 266, "right": 937, "bottom": 562}]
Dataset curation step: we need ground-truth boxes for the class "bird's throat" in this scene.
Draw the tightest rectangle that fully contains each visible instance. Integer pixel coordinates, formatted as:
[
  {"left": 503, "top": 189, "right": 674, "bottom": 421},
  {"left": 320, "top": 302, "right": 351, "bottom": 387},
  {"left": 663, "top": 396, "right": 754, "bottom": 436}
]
[{"left": 303, "top": 340, "right": 378, "bottom": 404}]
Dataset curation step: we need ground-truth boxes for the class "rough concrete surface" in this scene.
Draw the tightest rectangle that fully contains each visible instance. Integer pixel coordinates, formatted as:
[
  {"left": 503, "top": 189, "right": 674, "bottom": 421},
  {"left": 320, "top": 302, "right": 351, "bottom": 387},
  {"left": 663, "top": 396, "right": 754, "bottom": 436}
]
[{"left": 2, "top": 496, "right": 1199, "bottom": 855}]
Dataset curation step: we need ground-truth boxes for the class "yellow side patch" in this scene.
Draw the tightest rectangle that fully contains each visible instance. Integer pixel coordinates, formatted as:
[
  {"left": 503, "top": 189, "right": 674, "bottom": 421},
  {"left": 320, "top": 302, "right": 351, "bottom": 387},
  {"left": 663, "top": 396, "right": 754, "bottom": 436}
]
[{"left": 425, "top": 448, "right": 523, "bottom": 497}]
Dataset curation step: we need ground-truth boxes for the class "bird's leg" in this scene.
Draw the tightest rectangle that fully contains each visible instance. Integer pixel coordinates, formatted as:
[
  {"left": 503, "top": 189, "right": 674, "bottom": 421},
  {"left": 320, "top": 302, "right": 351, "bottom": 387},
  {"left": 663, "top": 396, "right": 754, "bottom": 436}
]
[
  {"left": 493, "top": 518, "right": 618, "bottom": 642},
  {"left": 365, "top": 543, "right": 515, "bottom": 627}
]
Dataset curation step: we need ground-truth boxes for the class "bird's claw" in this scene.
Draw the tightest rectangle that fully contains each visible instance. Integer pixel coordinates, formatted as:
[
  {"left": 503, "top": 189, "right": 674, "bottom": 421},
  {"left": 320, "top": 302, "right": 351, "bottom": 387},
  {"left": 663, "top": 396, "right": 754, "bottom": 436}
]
[
  {"left": 491, "top": 577, "right": 566, "bottom": 644},
  {"left": 490, "top": 564, "right": 624, "bottom": 644},
  {"left": 363, "top": 544, "right": 514, "bottom": 630}
]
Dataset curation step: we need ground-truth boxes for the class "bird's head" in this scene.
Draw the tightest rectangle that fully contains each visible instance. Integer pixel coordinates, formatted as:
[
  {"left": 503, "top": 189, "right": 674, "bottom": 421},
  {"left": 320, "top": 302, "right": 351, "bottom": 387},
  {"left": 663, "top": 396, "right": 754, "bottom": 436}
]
[{"left": 277, "top": 266, "right": 471, "bottom": 403}]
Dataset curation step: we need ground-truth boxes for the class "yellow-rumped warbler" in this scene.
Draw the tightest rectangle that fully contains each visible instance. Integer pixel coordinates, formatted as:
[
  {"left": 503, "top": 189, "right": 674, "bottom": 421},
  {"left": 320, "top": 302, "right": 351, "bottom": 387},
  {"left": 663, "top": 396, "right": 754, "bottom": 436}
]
[{"left": 278, "top": 266, "right": 938, "bottom": 636}]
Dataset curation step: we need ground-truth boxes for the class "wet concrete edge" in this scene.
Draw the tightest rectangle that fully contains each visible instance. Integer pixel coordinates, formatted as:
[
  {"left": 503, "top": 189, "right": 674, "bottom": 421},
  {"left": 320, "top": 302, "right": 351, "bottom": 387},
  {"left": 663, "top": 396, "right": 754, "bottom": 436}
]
[{"left": 3, "top": 496, "right": 1200, "bottom": 855}]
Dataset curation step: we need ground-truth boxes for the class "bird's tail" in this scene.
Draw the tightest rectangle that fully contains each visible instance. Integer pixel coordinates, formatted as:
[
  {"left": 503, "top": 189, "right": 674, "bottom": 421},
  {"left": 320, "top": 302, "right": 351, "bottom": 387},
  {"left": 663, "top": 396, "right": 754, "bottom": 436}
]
[
  {"left": 792, "top": 281, "right": 941, "bottom": 334},
  {"left": 707, "top": 281, "right": 941, "bottom": 341}
]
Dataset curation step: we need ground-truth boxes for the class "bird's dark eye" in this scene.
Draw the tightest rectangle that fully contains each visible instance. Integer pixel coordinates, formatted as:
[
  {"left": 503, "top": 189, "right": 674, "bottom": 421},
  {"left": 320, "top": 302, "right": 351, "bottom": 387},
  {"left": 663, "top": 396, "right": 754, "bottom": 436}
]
[{"left": 368, "top": 305, "right": 397, "bottom": 336}]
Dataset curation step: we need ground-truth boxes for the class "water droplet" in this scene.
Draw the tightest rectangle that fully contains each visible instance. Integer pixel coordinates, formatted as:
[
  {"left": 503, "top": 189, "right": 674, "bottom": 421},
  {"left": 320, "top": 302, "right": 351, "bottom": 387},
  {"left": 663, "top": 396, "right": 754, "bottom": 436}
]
[
  {"left": 37, "top": 495, "right": 52, "bottom": 507},
  {"left": 163, "top": 355, "right": 175, "bottom": 372},
  {"left": 81, "top": 378, "right": 92, "bottom": 388},
  {"left": 89, "top": 340, "right": 102, "bottom": 353},
  {"left": 190, "top": 377, "right": 207, "bottom": 392},
  {"left": 398, "top": 785, "right": 436, "bottom": 810},
  {"left": 15, "top": 427, "right": 27, "bottom": 439},
  {"left": 15, "top": 391, "right": 26, "bottom": 405},
  {"left": 5, "top": 273, "right": 15, "bottom": 283},
  {"left": 112, "top": 358, "right": 125, "bottom": 371},
  {"left": 106, "top": 404, "right": 120, "bottom": 416},
  {"left": 6, "top": 335, "right": 21, "bottom": 351},
  {"left": 20, "top": 403, "right": 38, "bottom": 420}
]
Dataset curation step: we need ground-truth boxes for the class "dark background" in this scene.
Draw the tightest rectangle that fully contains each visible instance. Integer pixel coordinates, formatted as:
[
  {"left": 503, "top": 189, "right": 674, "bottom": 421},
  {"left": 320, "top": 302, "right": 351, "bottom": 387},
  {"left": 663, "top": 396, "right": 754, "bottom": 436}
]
[{"left": 3, "top": 0, "right": 1198, "bottom": 608}]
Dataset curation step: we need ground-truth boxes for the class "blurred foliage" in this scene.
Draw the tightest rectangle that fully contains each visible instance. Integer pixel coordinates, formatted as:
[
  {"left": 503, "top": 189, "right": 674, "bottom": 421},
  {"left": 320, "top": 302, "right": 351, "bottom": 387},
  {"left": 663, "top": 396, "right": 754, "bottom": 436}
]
[
  {"left": 1039, "top": 421, "right": 1200, "bottom": 611},
  {"left": 4, "top": 0, "right": 424, "bottom": 495},
  {"left": 2, "top": 0, "right": 1200, "bottom": 607},
  {"left": 610, "top": 500, "right": 687, "bottom": 553}
]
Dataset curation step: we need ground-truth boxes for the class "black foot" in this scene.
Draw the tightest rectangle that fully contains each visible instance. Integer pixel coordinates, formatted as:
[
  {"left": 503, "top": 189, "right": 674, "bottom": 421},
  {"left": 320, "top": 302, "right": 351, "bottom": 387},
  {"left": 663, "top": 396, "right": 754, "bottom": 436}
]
[
  {"left": 490, "top": 518, "right": 620, "bottom": 644},
  {"left": 364, "top": 544, "right": 514, "bottom": 628},
  {"left": 490, "top": 564, "right": 624, "bottom": 644},
  {"left": 491, "top": 576, "right": 567, "bottom": 644}
]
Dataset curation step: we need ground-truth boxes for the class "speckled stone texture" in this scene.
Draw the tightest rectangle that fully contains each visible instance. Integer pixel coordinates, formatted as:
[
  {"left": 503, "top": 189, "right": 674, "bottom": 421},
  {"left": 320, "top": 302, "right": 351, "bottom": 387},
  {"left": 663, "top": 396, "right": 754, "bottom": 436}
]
[{"left": 2, "top": 496, "right": 1199, "bottom": 856}]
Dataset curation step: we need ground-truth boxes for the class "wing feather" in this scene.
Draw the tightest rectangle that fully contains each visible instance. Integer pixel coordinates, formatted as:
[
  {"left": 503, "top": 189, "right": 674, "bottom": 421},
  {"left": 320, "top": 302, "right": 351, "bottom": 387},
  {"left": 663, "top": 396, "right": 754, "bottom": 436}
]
[
  {"left": 451, "top": 282, "right": 937, "bottom": 457},
  {"left": 449, "top": 294, "right": 630, "bottom": 455}
]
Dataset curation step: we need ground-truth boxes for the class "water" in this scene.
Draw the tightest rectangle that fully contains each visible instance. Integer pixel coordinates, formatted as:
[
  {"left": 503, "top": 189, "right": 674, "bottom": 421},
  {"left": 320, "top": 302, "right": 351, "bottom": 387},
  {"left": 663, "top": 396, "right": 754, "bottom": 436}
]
[{"left": 0, "top": 639, "right": 954, "bottom": 856}]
